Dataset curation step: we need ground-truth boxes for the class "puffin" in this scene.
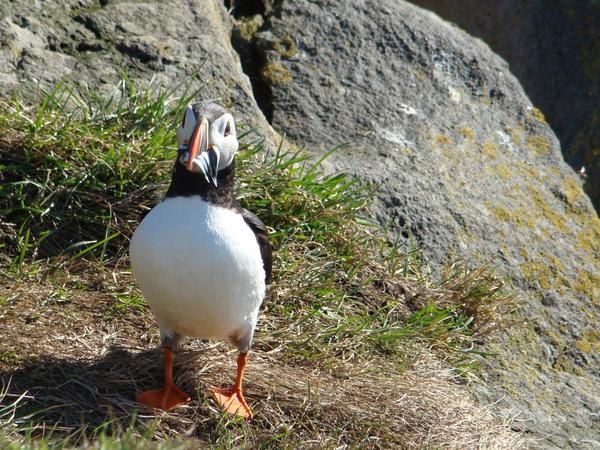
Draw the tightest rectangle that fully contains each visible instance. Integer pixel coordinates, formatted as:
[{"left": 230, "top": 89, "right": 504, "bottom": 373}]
[{"left": 129, "top": 103, "right": 272, "bottom": 419}]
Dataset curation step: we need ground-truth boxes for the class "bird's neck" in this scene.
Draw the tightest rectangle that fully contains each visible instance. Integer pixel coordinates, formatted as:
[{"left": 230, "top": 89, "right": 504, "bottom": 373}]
[{"left": 165, "top": 159, "right": 237, "bottom": 208}]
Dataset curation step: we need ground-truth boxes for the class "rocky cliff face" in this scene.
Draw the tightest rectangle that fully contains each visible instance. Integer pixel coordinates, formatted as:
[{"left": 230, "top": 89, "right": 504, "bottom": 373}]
[
  {"left": 252, "top": 1, "right": 599, "bottom": 447},
  {"left": 407, "top": 0, "right": 600, "bottom": 212},
  {"left": 0, "top": 0, "right": 273, "bottom": 142},
  {"left": 1, "top": 0, "right": 598, "bottom": 448}
]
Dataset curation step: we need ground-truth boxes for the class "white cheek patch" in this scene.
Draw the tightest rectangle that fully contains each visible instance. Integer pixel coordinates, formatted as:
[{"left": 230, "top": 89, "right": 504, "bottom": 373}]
[
  {"left": 206, "top": 114, "right": 238, "bottom": 171},
  {"left": 218, "top": 139, "right": 239, "bottom": 170}
]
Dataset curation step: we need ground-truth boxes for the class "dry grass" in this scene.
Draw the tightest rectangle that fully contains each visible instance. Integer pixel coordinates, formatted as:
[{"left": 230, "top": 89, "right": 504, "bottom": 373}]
[
  {"left": 0, "top": 80, "right": 523, "bottom": 448},
  {"left": 0, "top": 270, "right": 522, "bottom": 449}
]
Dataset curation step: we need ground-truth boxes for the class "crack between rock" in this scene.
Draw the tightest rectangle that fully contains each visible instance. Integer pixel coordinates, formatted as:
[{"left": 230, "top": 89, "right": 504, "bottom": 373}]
[{"left": 225, "top": 0, "right": 279, "bottom": 123}]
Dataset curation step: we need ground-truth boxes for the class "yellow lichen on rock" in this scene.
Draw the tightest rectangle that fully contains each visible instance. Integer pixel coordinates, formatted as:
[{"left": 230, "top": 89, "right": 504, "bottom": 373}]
[
  {"left": 526, "top": 185, "right": 570, "bottom": 234},
  {"left": 494, "top": 163, "right": 513, "bottom": 180},
  {"left": 525, "top": 135, "right": 552, "bottom": 156},
  {"left": 510, "top": 207, "right": 537, "bottom": 231},
  {"left": 575, "top": 330, "right": 600, "bottom": 354},
  {"left": 514, "top": 161, "right": 543, "bottom": 182},
  {"left": 458, "top": 127, "right": 474, "bottom": 140},
  {"left": 489, "top": 204, "right": 510, "bottom": 222},
  {"left": 562, "top": 175, "right": 585, "bottom": 207},
  {"left": 481, "top": 141, "right": 498, "bottom": 158},
  {"left": 520, "top": 259, "right": 568, "bottom": 291},
  {"left": 575, "top": 217, "right": 600, "bottom": 257},
  {"left": 506, "top": 127, "right": 523, "bottom": 146},
  {"left": 554, "top": 354, "right": 584, "bottom": 376},
  {"left": 529, "top": 107, "right": 548, "bottom": 125},
  {"left": 572, "top": 270, "right": 600, "bottom": 305},
  {"left": 546, "top": 254, "right": 566, "bottom": 274},
  {"left": 434, "top": 134, "right": 452, "bottom": 146}
]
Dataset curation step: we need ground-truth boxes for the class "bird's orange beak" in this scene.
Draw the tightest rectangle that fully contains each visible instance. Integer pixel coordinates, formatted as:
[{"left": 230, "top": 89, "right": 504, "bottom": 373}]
[{"left": 186, "top": 118, "right": 208, "bottom": 171}]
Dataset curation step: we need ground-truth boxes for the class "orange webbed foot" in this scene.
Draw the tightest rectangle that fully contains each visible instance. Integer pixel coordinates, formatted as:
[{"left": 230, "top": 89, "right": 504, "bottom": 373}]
[
  {"left": 211, "top": 386, "right": 253, "bottom": 419},
  {"left": 137, "top": 383, "right": 190, "bottom": 410}
]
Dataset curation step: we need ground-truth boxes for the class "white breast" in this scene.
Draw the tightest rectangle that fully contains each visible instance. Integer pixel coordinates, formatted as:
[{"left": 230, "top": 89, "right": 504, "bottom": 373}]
[{"left": 129, "top": 196, "right": 266, "bottom": 340}]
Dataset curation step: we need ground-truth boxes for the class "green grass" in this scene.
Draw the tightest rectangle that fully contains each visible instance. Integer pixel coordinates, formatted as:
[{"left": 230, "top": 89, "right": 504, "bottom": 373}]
[
  {"left": 0, "top": 78, "right": 520, "bottom": 448},
  {"left": 0, "top": 77, "right": 201, "bottom": 267}
]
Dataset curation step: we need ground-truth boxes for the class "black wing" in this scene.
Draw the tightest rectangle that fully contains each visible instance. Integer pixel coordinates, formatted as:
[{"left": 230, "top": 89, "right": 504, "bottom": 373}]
[{"left": 241, "top": 208, "right": 273, "bottom": 285}]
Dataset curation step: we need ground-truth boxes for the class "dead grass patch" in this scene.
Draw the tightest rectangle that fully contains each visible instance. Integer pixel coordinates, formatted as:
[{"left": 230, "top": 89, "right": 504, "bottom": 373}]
[{"left": 0, "top": 270, "right": 523, "bottom": 449}]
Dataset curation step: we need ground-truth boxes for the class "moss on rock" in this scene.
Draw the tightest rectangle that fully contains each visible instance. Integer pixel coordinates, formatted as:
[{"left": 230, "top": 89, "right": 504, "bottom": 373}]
[
  {"left": 235, "top": 15, "right": 264, "bottom": 42},
  {"left": 260, "top": 62, "right": 293, "bottom": 84},
  {"left": 273, "top": 34, "right": 297, "bottom": 58}
]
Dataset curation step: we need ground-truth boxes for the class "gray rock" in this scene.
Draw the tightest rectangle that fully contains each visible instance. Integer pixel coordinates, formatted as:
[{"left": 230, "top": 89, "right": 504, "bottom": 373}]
[
  {"left": 407, "top": 0, "right": 600, "bottom": 212},
  {"left": 0, "top": 0, "right": 274, "bottom": 141},
  {"left": 256, "top": 0, "right": 600, "bottom": 447}
]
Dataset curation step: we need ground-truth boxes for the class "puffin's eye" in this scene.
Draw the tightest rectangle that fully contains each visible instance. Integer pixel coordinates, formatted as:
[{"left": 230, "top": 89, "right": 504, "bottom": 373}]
[{"left": 224, "top": 122, "right": 231, "bottom": 137}]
